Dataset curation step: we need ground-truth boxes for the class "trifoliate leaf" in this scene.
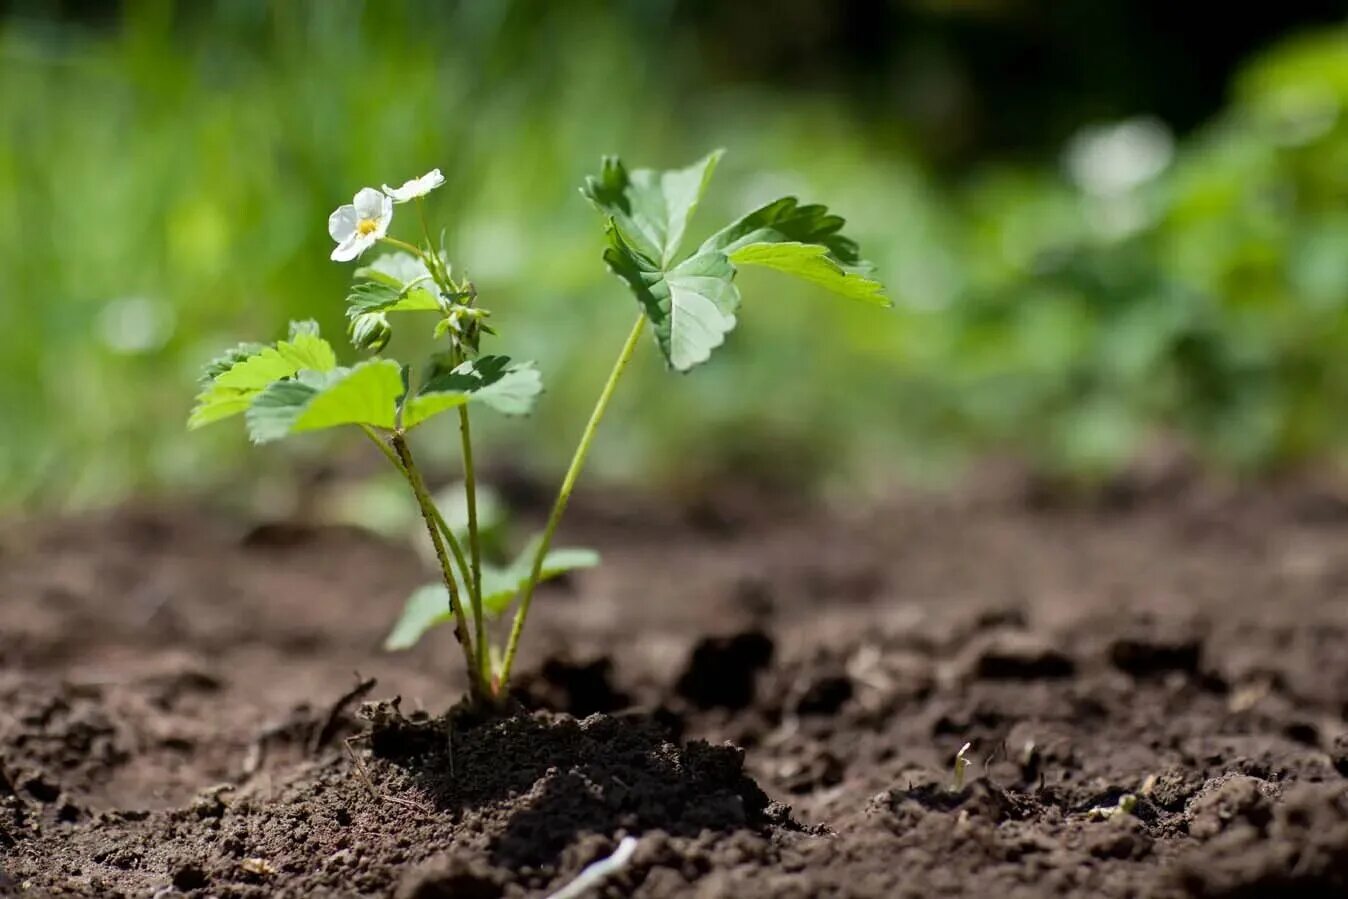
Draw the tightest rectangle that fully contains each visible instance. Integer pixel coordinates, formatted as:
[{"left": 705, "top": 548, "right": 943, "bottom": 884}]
[
  {"left": 603, "top": 225, "right": 740, "bottom": 372},
  {"left": 584, "top": 154, "right": 889, "bottom": 371},
  {"left": 727, "top": 241, "right": 889, "bottom": 306},
  {"left": 188, "top": 325, "right": 337, "bottom": 430},
  {"left": 383, "top": 540, "right": 599, "bottom": 651},
  {"left": 245, "top": 360, "right": 404, "bottom": 444},
  {"left": 582, "top": 150, "right": 723, "bottom": 268},
  {"left": 402, "top": 355, "right": 543, "bottom": 428}
]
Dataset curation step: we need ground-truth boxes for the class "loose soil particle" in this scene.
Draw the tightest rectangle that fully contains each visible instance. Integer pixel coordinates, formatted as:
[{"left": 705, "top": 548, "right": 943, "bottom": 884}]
[{"left": 3, "top": 474, "right": 1348, "bottom": 896}]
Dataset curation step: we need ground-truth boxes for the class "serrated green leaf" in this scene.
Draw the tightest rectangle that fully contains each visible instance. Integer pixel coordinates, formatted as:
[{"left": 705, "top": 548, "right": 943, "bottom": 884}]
[
  {"left": 345, "top": 280, "right": 441, "bottom": 318},
  {"left": 728, "top": 241, "right": 890, "bottom": 306},
  {"left": 349, "top": 252, "right": 442, "bottom": 318},
  {"left": 188, "top": 325, "right": 337, "bottom": 430},
  {"left": 198, "top": 342, "right": 266, "bottom": 385},
  {"left": 384, "top": 584, "right": 455, "bottom": 651},
  {"left": 402, "top": 355, "right": 543, "bottom": 428},
  {"left": 699, "top": 196, "right": 865, "bottom": 266},
  {"left": 603, "top": 225, "right": 740, "bottom": 372},
  {"left": 582, "top": 150, "right": 723, "bottom": 268},
  {"left": 245, "top": 360, "right": 404, "bottom": 443}
]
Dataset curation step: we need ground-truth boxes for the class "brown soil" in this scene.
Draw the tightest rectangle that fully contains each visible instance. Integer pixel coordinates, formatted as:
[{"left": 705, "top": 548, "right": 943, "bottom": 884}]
[{"left": 3, "top": 472, "right": 1348, "bottom": 897}]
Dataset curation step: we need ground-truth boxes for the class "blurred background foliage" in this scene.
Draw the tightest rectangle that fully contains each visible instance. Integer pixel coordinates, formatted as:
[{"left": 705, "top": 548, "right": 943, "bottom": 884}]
[{"left": 3, "top": 0, "right": 1348, "bottom": 510}]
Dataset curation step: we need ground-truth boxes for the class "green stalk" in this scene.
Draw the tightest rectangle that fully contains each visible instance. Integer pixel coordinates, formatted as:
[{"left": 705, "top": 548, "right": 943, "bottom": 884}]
[
  {"left": 457, "top": 406, "right": 489, "bottom": 685},
  {"left": 497, "top": 313, "right": 647, "bottom": 694},
  {"left": 359, "top": 425, "right": 475, "bottom": 608},
  {"left": 390, "top": 431, "right": 486, "bottom": 701}
]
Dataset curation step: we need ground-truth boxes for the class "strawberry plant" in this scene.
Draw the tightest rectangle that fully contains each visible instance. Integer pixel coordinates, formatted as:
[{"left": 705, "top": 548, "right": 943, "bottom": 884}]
[{"left": 190, "top": 152, "right": 887, "bottom": 707}]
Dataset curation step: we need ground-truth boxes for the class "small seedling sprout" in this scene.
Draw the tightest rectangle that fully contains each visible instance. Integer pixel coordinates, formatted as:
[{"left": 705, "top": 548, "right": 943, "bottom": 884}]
[
  {"left": 189, "top": 152, "right": 887, "bottom": 707},
  {"left": 953, "top": 741, "right": 973, "bottom": 791},
  {"left": 1086, "top": 793, "right": 1137, "bottom": 821}
]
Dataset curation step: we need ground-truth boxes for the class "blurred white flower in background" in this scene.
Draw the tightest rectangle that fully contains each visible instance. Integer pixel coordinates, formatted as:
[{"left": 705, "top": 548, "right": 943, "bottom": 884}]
[
  {"left": 97, "top": 296, "right": 175, "bottom": 355},
  {"left": 1064, "top": 117, "right": 1174, "bottom": 197},
  {"left": 1064, "top": 117, "right": 1174, "bottom": 240},
  {"left": 329, "top": 188, "right": 393, "bottom": 262},
  {"left": 383, "top": 168, "right": 445, "bottom": 203}
]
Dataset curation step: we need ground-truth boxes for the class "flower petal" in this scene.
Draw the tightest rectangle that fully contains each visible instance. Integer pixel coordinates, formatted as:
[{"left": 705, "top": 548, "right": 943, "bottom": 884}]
[
  {"left": 330, "top": 233, "right": 366, "bottom": 262},
  {"left": 382, "top": 168, "right": 445, "bottom": 203},
  {"left": 328, "top": 204, "right": 358, "bottom": 241},
  {"left": 353, "top": 187, "right": 388, "bottom": 220}
]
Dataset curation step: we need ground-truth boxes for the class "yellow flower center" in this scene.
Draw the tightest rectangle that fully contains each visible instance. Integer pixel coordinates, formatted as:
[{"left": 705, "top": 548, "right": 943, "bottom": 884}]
[{"left": 356, "top": 218, "right": 379, "bottom": 236}]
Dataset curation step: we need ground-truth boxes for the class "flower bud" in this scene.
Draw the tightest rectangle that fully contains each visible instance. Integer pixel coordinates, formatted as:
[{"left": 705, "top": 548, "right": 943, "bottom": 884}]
[{"left": 349, "top": 312, "right": 392, "bottom": 353}]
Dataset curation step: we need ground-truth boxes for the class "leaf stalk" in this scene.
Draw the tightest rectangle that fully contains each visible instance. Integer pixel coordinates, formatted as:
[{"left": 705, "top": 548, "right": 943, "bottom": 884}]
[{"left": 496, "top": 312, "right": 647, "bottom": 694}]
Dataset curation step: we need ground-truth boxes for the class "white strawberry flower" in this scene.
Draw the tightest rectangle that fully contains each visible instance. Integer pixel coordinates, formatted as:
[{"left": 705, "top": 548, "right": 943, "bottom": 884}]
[
  {"left": 328, "top": 188, "right": 393, "bottom": 262},
  {"left": 382, "top": 168, "right": 445, "bottom": 204}
]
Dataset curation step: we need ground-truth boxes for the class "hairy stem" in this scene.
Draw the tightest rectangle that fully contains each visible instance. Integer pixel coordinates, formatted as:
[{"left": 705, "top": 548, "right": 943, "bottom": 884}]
[
  {"left": 497, "top": 313, "right": 647, "bottom": 693},
  {"left": 359, "top": 425, "right": 474, "bottom": 601},
  {"left": 457, "top": 406, "right": 489, "bottom": 685},
  {"left": 390, "top": 431, "right": 486, "bottom": 701}
]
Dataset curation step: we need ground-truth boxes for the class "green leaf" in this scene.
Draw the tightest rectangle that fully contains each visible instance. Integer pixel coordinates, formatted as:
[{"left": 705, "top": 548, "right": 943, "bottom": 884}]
[
  {"left": 582, "top": 150, "right": 723, "bottom": 268},
  {"left": 384, "top": 584, "right": 455, "bottom": 652},
  {"left": 383, "top": 539, "right": 599, "bottom": 652},
  {"left": 245, "top": 360, "right": 404, "bottom": 443},
  {"left": 349, "top": 252, "right": 443, "bottom": 318},
  {"left": 188, "top": 325, "right": 337, "bottom": 430},
  {"left": 345, "top": 280, "right": 442, "bottom": 318},
  {"left": 698, "top": 196, "right": 865, "bottom": 265},
  {"left": 728, "top": 241, "right": 889, "bottom": 306},
  {"left": 603, "top": 225, "right": 740, "bottom": 372},
  {"left": 198, "top": 341, "right": 266, "bottom": 384},
  {"left": 402, "top": 355, "right": 543, "bottom": 428},
  {"left": 585, "top": 153, "right": 889, "bottom": 371}
]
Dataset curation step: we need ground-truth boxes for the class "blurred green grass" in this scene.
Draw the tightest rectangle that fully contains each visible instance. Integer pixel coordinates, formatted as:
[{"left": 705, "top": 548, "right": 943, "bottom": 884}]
[{"left": 4, "top": 2, "right": 1348, "bottom": 509}]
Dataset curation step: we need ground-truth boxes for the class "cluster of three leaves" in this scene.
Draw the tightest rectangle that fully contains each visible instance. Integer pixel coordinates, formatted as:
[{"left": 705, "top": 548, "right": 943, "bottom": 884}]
[
  {"left": 582, "top": 149, "right": 889, "bottom": 372},
  {"left": 188, "top": 321, "right": 541, "bottom": 441}
]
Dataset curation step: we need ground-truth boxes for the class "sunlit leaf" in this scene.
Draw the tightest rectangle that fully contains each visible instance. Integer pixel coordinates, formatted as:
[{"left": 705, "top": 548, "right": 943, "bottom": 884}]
[
  {"left": 402, "top": 354, "right": 543, "bottom": 428},
  {"left": 728, "top": 241, "right": 889, "bottom": 306},
  {"left": 584, "top": 152, "right": 886, "bottom": 372},
  {"left": 188, "top": 324, "right": 337, "bottom": 430},
  {"left": 582, "top": 150, "right": 723, "bottom": 267},
  {"left": 603, "top": 225, "right": 740, "bottom": 372},
  {"left": 245, "top": 360, "right": 404, "bottom": 443}
]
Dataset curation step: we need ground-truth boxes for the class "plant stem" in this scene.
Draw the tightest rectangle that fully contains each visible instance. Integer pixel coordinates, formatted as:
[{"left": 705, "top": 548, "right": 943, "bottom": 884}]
[
  {"left": 359, "top": 425, "right": 475, "bottom": 599},
  {"left": 497, "top": 313, "right": 647, "bottom": 693},
  {"left": 390, "top": 431, "right": 486, "bottom": 701},
  {"left": 457, "top": 406, "right": 489, "bottom": 685},
  {"left": 378, "top": 235, "right": 434, "bottom": 271}
]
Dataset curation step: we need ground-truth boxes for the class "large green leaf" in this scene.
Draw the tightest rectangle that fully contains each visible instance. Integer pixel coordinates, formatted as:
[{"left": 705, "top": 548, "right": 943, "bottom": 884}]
[
  {"left": 188, "top": 324, "right": 337, "bottom": 430},
  {"left": 245, "top": 360, "right": 404, "bottom": 443},
  {"left": 584, "top": 152, "right": 887, "bottom": 372},
  {"left": 728, "top": 241, "right": 889, "bottom": 306},
  {"left": 384, "top": 540, "right": 599, "bottom": 652},
  {"left": 402, "top": 355, "right": 543, "bottom": 428},
  {"left": 603, "top": 225, "right": 740, "bottom": 372},
  {"left": 582, "top": 150, "right": 722, "bottom": 267}
]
